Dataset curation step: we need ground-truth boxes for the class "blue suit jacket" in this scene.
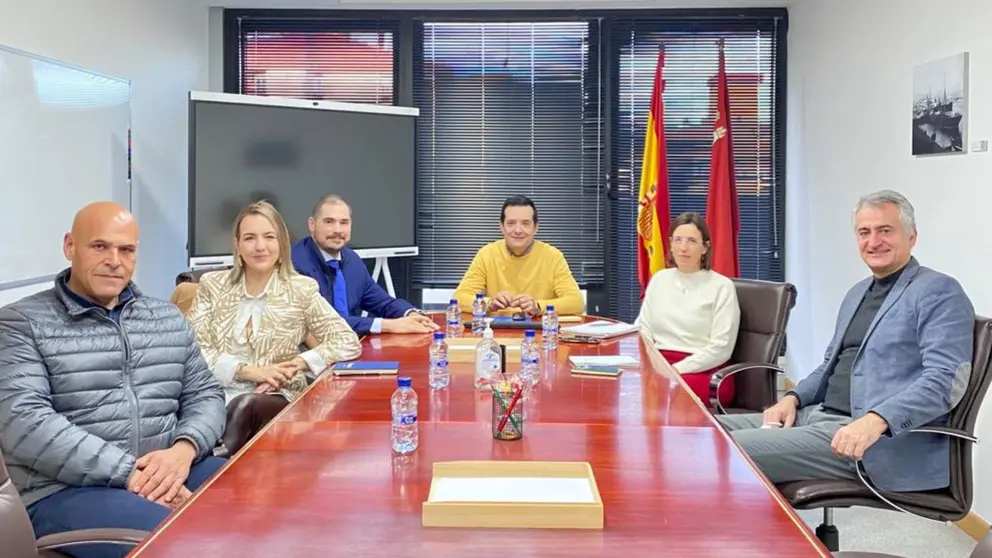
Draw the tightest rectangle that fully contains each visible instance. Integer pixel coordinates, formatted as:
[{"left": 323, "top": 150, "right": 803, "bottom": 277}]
[
  {"left": 290, "top": 237, "right": 415, "bottom": 336},
  {"left": 792, "top": 258, "right": 974, "bottom": 492}
]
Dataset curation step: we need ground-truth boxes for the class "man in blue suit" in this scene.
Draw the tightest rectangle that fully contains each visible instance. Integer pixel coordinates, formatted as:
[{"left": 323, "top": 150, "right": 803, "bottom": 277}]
[
  {"left": 291, "top": 195, "right": 438, "bottom": 336},
  {"left": 719, "top": 190, "right": 974, "bottom": 493}
]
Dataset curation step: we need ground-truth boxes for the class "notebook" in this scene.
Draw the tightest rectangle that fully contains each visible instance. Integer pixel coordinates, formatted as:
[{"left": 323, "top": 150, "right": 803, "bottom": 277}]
[
  {"left": 331, "top": 361, "right": 399, "bottom": 376},
  {"left": 570, "top": 364, "right": 623, "bottom": 377}
]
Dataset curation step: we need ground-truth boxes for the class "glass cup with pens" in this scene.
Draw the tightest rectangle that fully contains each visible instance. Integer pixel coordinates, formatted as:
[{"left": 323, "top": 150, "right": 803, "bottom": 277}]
[{"left": 491, "top": 373, "right": 524, "bottom": 441}]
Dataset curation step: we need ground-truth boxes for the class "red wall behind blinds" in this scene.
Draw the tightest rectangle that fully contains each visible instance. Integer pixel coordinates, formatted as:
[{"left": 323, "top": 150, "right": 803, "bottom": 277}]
[{"left": 240, "top": 32, "right": 394, "bottom": 105}]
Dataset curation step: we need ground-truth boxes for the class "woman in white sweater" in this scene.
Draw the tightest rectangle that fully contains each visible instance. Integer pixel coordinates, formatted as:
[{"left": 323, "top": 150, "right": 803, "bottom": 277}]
[{"left": 636, "top": 212, "right": 741, "bottom": 407}]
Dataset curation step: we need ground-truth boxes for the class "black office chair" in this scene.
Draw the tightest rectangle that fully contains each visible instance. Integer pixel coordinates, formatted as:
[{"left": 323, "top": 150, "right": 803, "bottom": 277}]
[
  {"left": 0, "top": 452, "right": 147, "bottom": 557},
  {"left": 709, "top": 278, "right": 797, "bottom": 414},
  {"left": 777, "top": 317, "right": 992, "bottom": 552},
  {"left": 175, "top": 266, "right": 229, "bottom": 285}
]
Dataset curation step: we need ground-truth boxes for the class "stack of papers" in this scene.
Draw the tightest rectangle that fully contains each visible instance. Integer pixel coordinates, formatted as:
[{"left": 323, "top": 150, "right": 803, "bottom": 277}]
[
  {"left": 567, "top": 355, "right": 639, "bottom": 367},
  {"left": 561, "top": 320, "right": 639, "bottom": 339}
]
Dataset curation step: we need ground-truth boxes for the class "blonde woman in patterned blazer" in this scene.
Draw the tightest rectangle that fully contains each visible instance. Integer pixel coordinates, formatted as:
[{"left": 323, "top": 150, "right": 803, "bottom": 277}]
[{"left": 187, "top": 201, "right": 362, "bottom": 450}]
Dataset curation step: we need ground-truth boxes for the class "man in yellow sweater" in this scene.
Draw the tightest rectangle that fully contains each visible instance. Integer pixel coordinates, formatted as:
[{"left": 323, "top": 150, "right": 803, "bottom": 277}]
[{"left": 453, "top": 195, "right": 584, "bottom": 317}]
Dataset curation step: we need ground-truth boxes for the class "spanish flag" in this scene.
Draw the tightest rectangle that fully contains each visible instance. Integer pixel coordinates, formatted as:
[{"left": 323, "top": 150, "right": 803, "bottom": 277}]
[{"left": 637, "top": 48, "right": 672, "bottom": 296}]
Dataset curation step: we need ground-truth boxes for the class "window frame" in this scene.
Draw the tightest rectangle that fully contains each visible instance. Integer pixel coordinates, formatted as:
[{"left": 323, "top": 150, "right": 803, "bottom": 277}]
[
  {"left": 604, "top": 13, "right": 789, "bottom": 322},
  {"left": 222, "top": 10, "right": 402, "bottom": 106},
  {"left": 409, "top": 17, "right": 606, "bottom": 289},
  {"left": 221, "top": 7, "right": 789, "bottom": 317}
]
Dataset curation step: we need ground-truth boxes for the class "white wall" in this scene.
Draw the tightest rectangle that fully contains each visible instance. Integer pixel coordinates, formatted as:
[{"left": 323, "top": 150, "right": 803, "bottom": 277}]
[
  {"left": 0, "top": 0, "right": 210, "bottom": 300},
  {"left": 786, "top": 0, "right": 992, "bottom": 517}
]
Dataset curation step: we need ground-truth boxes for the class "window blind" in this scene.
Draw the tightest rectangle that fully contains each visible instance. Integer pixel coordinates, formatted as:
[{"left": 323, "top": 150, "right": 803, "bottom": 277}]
[
  {"left": 609, "top": 16, "right": 785, "bottom": 323},
  {"left": 232, "top": 16, "right": 398, "bottom": 105},
  {"left": 411, "top": 20, "right": 605, "bottom": 288}
]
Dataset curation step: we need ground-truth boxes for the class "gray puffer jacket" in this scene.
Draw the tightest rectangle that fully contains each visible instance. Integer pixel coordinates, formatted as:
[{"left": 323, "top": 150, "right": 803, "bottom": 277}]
[{"left": 0, "top": 270, "right": 226, "bottom": 506}]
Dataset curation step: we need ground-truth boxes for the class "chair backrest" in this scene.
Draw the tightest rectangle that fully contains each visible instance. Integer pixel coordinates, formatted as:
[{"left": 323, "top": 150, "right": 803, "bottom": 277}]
[
  {"left": 971, "top": 526, "right": 992, "bottom": 558},
  {"left": 175, "top": 266, "right": 231, "bottom": 286},
  {"left": 729, "top": 278, "right": 798, "bottom": 411},
  {"left": 946, "top": 317, "right": 992, "bottom": 518},
  {"left": 0, "top": 452, "right": 40, "bottom": 558}
]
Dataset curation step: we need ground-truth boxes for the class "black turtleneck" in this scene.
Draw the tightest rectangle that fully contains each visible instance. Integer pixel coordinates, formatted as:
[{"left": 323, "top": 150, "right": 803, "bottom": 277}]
[{"left": 820, "top": 265, "right": 906, "bottom": 416}]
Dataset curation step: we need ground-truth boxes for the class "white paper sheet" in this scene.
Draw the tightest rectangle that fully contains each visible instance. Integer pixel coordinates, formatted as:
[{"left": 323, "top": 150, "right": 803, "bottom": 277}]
[
  {"left": 568, "top": 355, "right": 639, "bottom": 367},
  {"left": 430, "top": 476, "right": 596, "bottom": 504}
]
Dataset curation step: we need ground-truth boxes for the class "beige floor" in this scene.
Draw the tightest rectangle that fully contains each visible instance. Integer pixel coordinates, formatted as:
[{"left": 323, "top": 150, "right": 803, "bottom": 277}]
[{"left": 796, "top": 506, "right": 977, "bottom": 557}]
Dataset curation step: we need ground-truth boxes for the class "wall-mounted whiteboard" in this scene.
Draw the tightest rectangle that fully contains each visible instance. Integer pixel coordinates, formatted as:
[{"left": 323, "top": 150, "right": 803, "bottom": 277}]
[{"left": 0, "top": 44, "right": 131, "bottom": 291}]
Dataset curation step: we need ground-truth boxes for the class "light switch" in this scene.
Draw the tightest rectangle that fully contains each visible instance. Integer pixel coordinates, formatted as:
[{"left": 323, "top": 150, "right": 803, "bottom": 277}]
[{"left": 970, "top": 139, "right": 988, "bottom": 152}]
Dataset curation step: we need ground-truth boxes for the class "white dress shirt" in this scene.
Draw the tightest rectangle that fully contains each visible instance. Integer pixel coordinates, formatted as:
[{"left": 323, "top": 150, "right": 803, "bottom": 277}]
[{"left": 320, "top": 247, "right": 416, "bottom": 334}]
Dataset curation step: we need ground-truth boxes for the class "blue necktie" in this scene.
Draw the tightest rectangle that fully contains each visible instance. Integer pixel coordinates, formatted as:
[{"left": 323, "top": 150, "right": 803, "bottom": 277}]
[{"left": 328, "top": 260, "right": 349, "bottom": 317}]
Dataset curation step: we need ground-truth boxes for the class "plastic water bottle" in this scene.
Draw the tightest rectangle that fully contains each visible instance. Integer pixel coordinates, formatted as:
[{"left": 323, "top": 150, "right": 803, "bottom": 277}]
[
  {"left": 542, "top": 305, "right": 559, "bottom": 350},
  {"left": 391, "top": 377, "right": 418, "bottom": 454},
  {"left": 520, "top": 329, "right": 540, "bottom": 386},
  {"left": 474, "top": 327, "right": 502, "bottom": 389},
  {"left": 472, "top": 293, "right": 487, "bottom": 334},
  {"left": 429, "top": 332, "right": 450, "bottom": 389},
  {"left": 445, "top": 299, "right": 461, "bottom": 338}
]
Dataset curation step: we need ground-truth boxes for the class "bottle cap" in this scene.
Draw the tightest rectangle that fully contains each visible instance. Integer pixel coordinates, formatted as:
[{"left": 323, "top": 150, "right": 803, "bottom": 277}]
[
  {"left": 398, "top": 377, "right": 412, "bottom": 388},
  {"left": 476, "top": 292, "right": 484, "bottom": 299},
  {"left": 449, "top": 298, "right": 458, "bottom": 304},
  {"left": 524, "top": 329, "right": 536, "bottom": 337},
  {"left": 546, "top": 305, "right": 555, "bottom": 311},
  {"left": 483, "top": 327, "right": 494, "bottom": 339},
  {"left": 433, "top": 332, "right": 445, "bottom": 340}
]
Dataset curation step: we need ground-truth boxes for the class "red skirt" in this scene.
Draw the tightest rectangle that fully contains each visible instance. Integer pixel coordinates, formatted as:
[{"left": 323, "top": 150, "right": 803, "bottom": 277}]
[{"left": 659, "top": 349, "right": 735, "bottom": 409}]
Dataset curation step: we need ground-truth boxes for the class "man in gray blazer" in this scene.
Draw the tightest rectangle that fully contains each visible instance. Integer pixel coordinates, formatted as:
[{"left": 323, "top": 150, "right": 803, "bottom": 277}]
[{"left": 719, "top": 190, "right": 974, "bottom": 493}]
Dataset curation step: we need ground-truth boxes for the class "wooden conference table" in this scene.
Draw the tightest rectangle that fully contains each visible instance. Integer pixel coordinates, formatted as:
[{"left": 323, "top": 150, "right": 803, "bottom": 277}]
[{"left": 130, "top": 316, "right": 829, "bottom": 557}]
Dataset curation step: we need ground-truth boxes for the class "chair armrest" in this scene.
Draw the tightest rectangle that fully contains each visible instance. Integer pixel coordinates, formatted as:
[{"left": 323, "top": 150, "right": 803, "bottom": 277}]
[
  {"left": 36, "top": 528, "right": 149, "bottom": 551},
  {"left": 832, "top": 553, "right": 902, "bottom": 558},
  {"left": 908, "top": 426, "right": 978, "bottom": 443},
  {"left": 709, "top": 362, "right": 786, "bottom": 414},
  {"left": 853, "top": 427, "right": 978, "bottom": 518}
]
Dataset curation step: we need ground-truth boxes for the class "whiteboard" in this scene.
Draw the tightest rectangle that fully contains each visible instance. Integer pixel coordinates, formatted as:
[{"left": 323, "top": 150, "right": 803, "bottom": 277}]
[{"left": 0, "top": 44, "right": 130, "bottom": 290}]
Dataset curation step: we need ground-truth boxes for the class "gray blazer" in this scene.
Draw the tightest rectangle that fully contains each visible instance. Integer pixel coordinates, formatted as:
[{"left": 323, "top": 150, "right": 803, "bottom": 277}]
[{"left": 792, "top": 257, "right": 974, "bottom": 492}]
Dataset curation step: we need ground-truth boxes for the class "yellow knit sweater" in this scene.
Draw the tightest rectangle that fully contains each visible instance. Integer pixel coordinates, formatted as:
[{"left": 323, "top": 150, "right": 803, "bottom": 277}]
[{"left": 453, "top": 240, "right": 584, "bottom": 316}]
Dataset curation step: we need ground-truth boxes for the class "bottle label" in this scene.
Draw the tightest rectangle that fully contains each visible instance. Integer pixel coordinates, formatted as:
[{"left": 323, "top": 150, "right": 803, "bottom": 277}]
[
  {"left": 397, "top": 414, "right": 417, "bottom": 425},
  {"left": 433, "top": 359, "right": 449, "bottom": 368}
]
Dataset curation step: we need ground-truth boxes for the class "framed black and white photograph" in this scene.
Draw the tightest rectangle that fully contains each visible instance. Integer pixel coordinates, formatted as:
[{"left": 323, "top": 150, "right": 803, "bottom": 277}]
[{"left": 912, "top": 52, "right": 969, "bottom": 156}]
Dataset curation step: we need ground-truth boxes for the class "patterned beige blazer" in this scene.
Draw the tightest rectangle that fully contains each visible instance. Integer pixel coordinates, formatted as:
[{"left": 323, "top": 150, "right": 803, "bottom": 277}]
[{"left": 187, "top": 269, "right": 362, "bottom": 401}]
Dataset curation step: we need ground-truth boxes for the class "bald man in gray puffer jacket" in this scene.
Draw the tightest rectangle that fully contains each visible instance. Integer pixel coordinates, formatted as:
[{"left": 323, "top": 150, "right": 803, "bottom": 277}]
[{"left": 0, "top": 202, "right": 226, "bottom": 558}]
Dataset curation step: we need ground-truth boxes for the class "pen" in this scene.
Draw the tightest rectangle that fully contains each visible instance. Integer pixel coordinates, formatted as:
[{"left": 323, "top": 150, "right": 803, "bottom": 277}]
[{"left": 496, "top": 386, "right": 524, "bottom": 434}]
